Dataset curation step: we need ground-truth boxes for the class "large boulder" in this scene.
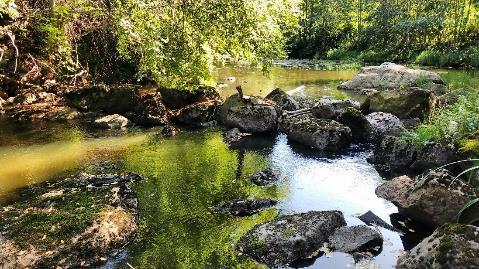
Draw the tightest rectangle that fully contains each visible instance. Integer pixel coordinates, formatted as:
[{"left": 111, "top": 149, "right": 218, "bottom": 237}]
[
  {"left": 219, "top": 94, "right": 278, "bottom": 133},
  {"left": 397, "top": 224, "right": 479, "bottom": 269},
  {"left": 237, "top": 211, "right": 346, "bottom": 267},
  {"left": 366, "top": 112, "right": 404, "bottom": 141},
  {"left": 329, "top": 225, "right": 383, "bottom": 253},
  {"left": 279, "top": 114, "right": 352, "bottom": 151},
  {"left": 159, "top": 85, "right": 221, "bottom": 109},
  {"left": 265, "top": 88, "right": 299, "bottom": 111},
  {"left": 65, "top": 85, "right": 140, "bottom": 114},
  {"left": 366, "top": 88, "right": 434, "bottom": 120},
  {"left": 126, "top": 91, "right": 169, "bottom": 127},
  {"left": 375, "top": 170, "right": 477, "bottom": 227},
  {"left": 411, "top": 142, "right": 458, "bottom": 173},
  {"left": 368, "top": 136, "right": 418, "bottom": 177},
  {"left": 175, "top": 100, "right": 222, "bottom": 125},
  {"left": 339, "top": 63, "right": 446, "bottom": 93}
]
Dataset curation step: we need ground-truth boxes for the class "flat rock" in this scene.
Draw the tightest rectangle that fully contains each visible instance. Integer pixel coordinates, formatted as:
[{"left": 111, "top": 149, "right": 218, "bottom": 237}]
[
  {"left": 329, "top": 225, "right": 383, "bottom": 253},
  {"left": 220, "top": 94, "right": 278, "bottom": 133},
  {"left": 237, "top": 211, "right": 346, "bottom": 267},
  {"left": 279, "top": 114, "right": 352, "bottom": 151}
]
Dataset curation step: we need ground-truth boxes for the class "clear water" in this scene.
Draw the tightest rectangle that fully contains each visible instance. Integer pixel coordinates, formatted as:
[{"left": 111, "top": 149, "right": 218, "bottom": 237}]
[{"left": 0, "top": 66, "right": 474, "bottom": 269}]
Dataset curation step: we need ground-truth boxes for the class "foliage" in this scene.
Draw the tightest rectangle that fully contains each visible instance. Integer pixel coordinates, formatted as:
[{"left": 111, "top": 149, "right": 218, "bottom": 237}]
[
  {"left": 0, "top": 0, "right": 19, "bottom": 19},
  {"left": 457, "top": 198, "right": 479, "bottom": 224},
  {"left": 113, "top": 0, "right": 300, "bottom": 87},
  {"left": 404, "top": 71, "right": 479, "bottom": 149},
  {"left": 290, "top": 0, "right": 479, "bottom": 67}
]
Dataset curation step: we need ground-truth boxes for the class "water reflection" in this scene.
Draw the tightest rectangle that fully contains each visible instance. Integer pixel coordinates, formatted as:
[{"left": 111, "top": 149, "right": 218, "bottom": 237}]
[
  {"left": 0, "top": 133, "right": 147, "bottom": 202},
  {"left": 213, "top": 66, "right": 357, "bottom": 98}
]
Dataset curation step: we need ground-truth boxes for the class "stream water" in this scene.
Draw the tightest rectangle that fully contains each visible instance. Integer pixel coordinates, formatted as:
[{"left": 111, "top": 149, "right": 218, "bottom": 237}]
[{"left": 0, "top": 66, "right": 475, "bottom": 268}]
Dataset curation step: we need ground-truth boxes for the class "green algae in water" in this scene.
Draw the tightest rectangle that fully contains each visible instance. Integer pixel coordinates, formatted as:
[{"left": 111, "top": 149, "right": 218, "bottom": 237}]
[{"left": 123, "top": 129, "right": 287, "bottom": 268}]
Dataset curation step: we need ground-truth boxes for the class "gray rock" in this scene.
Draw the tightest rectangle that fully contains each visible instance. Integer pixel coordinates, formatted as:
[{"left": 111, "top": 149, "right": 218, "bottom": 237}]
[
  {"left": 266, "top": 88, "right": 300, "bottom": 111},
  {"left": 280, "top": 114, "right": 352, "bottom": 151},
  {"left": 311, "top": 97, "right": 360, "bottom": 120},
  {"left": 339, "top": 63, "right": 445, "bottom": 93},
  {"left": 94, "top": 114, "right": 131, "bottom": 129},
  {"left": 237, "top": 211, "right": 346, "bottom": 267},
  {"left": 375, "top": 170, "right": 477, "bottom": 227},
  {"left": 397, "top": 224, "right": 479, "bottom": 269},
  {"left": 329, "top": 225, "right": 383, "bottom": 253},
  {"left": 220, "top": 94, "right": 278, "bottom": 133},
  {"left": 366, "top": 112, "right": 404, "bottom": 141},
  {"left": 411, "top": 142, "right": 458, "bottom": 173},
  {"left": 214, "top": 198, "right": 277, "bottom": 216},
  {"left": 368, "top": 136, "right": 417, "bottom": 177}
]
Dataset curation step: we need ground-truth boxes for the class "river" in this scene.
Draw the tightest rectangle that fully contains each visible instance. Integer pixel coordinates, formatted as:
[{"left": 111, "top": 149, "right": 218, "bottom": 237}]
[{"left": 0, "top": 66, "right": 474, "bottom": 268}]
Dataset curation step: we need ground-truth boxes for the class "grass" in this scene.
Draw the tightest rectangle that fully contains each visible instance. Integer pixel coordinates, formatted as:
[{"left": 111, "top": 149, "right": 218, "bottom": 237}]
[{"left": 415, "top": 48, "right": 479, "bottom": 68}]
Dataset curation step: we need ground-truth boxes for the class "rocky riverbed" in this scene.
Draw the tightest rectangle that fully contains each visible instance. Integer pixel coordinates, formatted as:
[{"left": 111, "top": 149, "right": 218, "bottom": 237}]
[{"left": 0, "top": 63, "right": 478, "bottom": 268}]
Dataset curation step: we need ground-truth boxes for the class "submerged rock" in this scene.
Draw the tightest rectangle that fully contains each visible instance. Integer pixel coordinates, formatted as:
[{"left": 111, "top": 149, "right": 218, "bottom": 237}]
[
  {"left": 265, "top": 88, "right": 299, "bottom": 111},
  {"left": 248, "top": 169, "right": 279, "bottom": 186},
  {"left": 397, "top": 224, "right": 479, "bottom": 269},
  {"left": 375, "top": 170, "right": 477, "bottom": 227},
  {"left": 0, "top": 171, "right": 144, "bottom": 268},
  {"left": 366, "top": 112, "right": 404, "bottom": 141},
  {"left": 329, "top": 225, "right": 383, "bottom": 253},
  {"left": 214, "top": 198, "right": 277, "bottom": 217},
  {"left": 224, "top": 128, "right": 252, "bottom": 144},
  {"left": 93, "top": 114, "right": 131, "bottom": 129},
  {"left": 220, "top": 94, "right": 278, "bottom": 133},
  {"left": 237, "top": 211, "right": 346, "bottom": 267},
  {"left": 279, "top": 114, "right": 352, "bottom": 151}
]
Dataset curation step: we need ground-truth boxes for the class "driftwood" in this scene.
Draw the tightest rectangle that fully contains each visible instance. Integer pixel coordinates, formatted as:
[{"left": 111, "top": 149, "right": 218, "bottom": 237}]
[{"left": 282, "top": 108, "right": 312, "bottom": 118}]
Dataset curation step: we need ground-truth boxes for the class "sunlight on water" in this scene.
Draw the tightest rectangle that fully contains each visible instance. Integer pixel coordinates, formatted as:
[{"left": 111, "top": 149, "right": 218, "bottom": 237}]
[
  {"left": 0, "top": 135, "right": 147, "bottom": 200},
  {"left": 213, "top": 66, "right": 357, "bottom": 98}
]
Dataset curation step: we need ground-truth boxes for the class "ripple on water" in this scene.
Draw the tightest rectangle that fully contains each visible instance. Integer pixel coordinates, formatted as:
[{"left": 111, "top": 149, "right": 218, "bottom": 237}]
[{"left": 270, "top": 134, "right": 402, "bottom": 269}]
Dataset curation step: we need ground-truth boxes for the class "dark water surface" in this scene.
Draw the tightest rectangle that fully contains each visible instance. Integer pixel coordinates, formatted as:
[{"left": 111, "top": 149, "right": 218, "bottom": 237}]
[{"left": 1, "top": 66, "right": 474, "bottom": 268}]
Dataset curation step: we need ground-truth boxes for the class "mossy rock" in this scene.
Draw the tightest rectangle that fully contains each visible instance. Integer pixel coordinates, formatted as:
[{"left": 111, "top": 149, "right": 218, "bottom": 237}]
[{"left": 0, "top": 172, "right": 143, "bottom": 268}]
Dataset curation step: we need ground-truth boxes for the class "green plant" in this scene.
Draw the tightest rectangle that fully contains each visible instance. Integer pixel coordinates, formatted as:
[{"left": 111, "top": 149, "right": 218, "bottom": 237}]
[{"left": 456, "top": 198, "right": 479, "bottom": 224}]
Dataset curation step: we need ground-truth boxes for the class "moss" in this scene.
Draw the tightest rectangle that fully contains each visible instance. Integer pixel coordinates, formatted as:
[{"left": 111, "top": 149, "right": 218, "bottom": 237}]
[
  {"left": 458, "top": 139, "right": 479, "bottom": 157},
  {"left": 0, "top": 189, "right": 108, "bottom": 250}
]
